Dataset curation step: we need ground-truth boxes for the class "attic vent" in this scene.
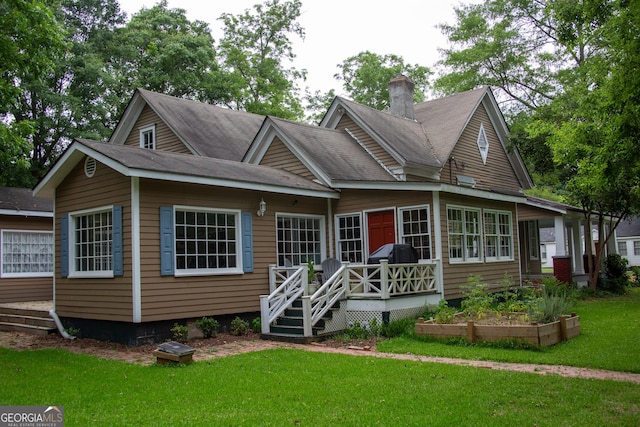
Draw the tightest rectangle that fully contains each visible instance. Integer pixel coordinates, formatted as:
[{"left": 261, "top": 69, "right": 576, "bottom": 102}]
[
  {"left": 84, "top": 156, "right": 97, "bottom": 178},
  {"left": 456, "top": 174, "right": 476, "bottom": 188},
  {"left": 477, "top": 123, "right": 489, "bottom": 164}
]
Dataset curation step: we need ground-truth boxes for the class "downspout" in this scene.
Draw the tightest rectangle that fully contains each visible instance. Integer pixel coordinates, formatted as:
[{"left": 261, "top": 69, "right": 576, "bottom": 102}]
[
  {"left": 49, "top": 310, "right": 75, "bottom": 339},
  {"left": 48, "top": 192, "right": 75, "bottom": 339}
]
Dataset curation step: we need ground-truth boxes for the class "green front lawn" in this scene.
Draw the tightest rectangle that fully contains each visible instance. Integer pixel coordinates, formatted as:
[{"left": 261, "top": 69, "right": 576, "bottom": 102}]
[
  {"left": 378, "top": 288, "right": 640, "bottom": 373},
  {"left": 1, "top": 347, "right": 639, "bottom": 426}
]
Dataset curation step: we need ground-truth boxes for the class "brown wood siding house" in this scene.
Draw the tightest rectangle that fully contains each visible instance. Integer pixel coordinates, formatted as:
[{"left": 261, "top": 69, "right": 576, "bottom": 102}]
[
  {"left": 0, "top": 187, "right": 54, "bottom": 303},
  {"left": 35, "top": 78, "right": 543, "bottom": 344}
]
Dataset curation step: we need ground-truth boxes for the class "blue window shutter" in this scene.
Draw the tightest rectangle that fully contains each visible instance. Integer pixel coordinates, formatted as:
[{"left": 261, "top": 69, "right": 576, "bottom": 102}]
[
  {"left": 241, "top": 212, "right": 254, "bottom": 273},
  {"left": 60, "top": 215, "right": 69, "bottom": 278},
  {"left": 160, "top": 207, "right": 174, "bottom": 276},
  {"left": 113, "top": 206, "right": 123, "bottom": 276}
]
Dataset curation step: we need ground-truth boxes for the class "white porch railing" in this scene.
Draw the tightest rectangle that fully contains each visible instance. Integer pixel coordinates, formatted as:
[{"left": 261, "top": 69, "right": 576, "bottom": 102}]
[
  {"left": 260, "top": 265, "right": 307, "bottom": 334},
  {"left": 345, "top": 260, "right": 438, "bottom": 299},
  {"left": 262, "top": 260, "right": 440, "bottom": 337}
]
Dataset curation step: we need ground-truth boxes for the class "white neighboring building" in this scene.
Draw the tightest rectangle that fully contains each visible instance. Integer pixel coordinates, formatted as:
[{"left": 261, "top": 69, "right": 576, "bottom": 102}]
[
  {"left": 539, "top": 227, "right": 556, "bottom": 270},
  {"left": 615, "top": 218, "right": 640, "bottom": 267}
]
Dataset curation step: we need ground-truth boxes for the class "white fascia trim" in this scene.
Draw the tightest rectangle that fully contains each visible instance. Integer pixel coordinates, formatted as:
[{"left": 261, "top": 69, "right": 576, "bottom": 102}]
[
  {"left": 133, "top": 168, "right": 340, "bottom": 199},
  {"left": 524, "top": 200, "right": 568, "bottom": 215},
  {"left": 331, "top": 181, "right": 442, "bottom": 191},
  {"left": 131, "top": 177, "right": 142, "bottom": 323},
  {"left": 244, "top": 121, "right": 333, "bottom": 187},
  {"left": 109, "top": 93, "right": 146, "bottom": 145},
  {"left": 326, "top": 101, "right": 406, "bottom": 166},
  {"left": 440, "top": 183, "right": 526, "bottom": 204},
  {"left": 0, "top": 209, "right": 52, "bottom": 218},
  {"left": 401, "top": 165, "right": 441, "bottom": 180}
]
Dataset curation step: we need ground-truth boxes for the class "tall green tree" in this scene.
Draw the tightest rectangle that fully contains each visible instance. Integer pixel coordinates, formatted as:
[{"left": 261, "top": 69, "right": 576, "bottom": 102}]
[
  {"left": 0, "top": 0, "right": 66, "bottom": 187},
  {"left": 216, "top": 0, "right": 306, "bottom": 120},
  {"left": 437, "top": 0, "right": 638, "bottom": 289},
  {"left": 108, "top": 0, "right": 221, "bottom": 109},
  {"left": 334, "top": 51, "right": 431, "bottom": 110}
]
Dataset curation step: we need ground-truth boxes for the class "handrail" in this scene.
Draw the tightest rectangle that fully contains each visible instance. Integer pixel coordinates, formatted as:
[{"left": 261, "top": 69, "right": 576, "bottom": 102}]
[
  {"left": 307, "top": 263, "right": 347, "bottom": 327},
  {"left": 260, "top": 266, "right": 306, "bottom": 334}
]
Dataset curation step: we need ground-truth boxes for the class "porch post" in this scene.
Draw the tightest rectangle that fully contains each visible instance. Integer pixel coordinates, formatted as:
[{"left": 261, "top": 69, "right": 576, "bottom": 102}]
[
  {"left": 342, "top": 261, "right": 351, "bottom": 298},
  {"left": 302, "top": 296, "right": 313, "bottom": 337},
  {"left": 268, "top": 264, "right": 276, "bottom": 293},
  {"left": 554, "top": 216, "right": 566, "bottom": 256},
  {"left": 572, "top": 219, "right": 585, "bottom": 275},
  {"left": 260, "top": 295, "right": 270, "bottom": 334},
  {"left": 380, "top": 259, "right": 390, "bottom": 299}
]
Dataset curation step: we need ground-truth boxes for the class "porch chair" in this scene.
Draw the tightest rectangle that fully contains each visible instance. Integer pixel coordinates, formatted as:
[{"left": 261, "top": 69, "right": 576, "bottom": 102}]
[{"left": 321, "top": 258, "right": 342, "bottom": 284}]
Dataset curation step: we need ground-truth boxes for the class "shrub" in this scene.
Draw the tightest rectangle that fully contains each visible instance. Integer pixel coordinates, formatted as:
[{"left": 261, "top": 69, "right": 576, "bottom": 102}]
[
  {"left": 631, "top": 266, "right": 640, "bottom": 287},
  {"left": 251, "top": 317, "right": 261, "bottom": 333},
  {"left": 381, "top": 317, "right": 415, "bottom": 338},
  {"left": 171, "top": 323, "right": 189, "bottom": 342},
  {"left": 195, "top": 317, "right": 219, "bottom": 338},
  {"left": 601, "top": 254, "right": 629, "bottom": 294},
  {"left": 344, "top": 318, "right": 381, "bottom": 339},
  {"left": 230, "top": 316, "right": 250, "bottom": 336}
]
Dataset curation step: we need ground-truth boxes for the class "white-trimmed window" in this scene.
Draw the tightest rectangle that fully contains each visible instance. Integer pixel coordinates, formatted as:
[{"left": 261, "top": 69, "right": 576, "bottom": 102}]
[
  {"left": 336, "top": 213, "right": 363, "bottom": 263},
  {"left": 541, "top": 244, "right": 547, "bottom": 261},
  {"left": 1, "top": 230, "right": 54, "bottom": 278},
  {"left": 69, "top": 207, "right": 117, "bottom": 278},
  {"left": 477, "top": 123, "right": 489, "bottom": 164},
  {"left": 140, "top": 124, "right": 156, "bottom": 150},
  {"left": 399, "top": 205, "right": 432, "bottom": 260},
  {"left": 634, "top": 241, "right": 640, "bottom": 256},
  {"left": 174, "top": 207, "right": 241, "bottom": 275},
  {"left": 447, "top": 206, "right": 482, "bottom": 262},
  {"left": 277, "top": 214, "right": 324, "bottom": 267},
  {"left": 618, "top": 241, "right": 627, "bottom": 256},
  {"left": 484, "top": 210, "right": 513, "bottom": 261}
]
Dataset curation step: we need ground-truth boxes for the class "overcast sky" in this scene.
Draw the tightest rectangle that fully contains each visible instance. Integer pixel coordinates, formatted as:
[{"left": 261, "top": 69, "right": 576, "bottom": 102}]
[{"left": 120, "top": 0, "right": 477, "bottom": 97}]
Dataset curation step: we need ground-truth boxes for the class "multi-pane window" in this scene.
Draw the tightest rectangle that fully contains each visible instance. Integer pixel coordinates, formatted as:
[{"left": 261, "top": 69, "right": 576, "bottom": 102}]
[
  {"left": 1, "top": 230, "right": 53, "bottom": 277},
  {"left": 277, "top": 215, "right": 323, "bottom": 267},
  {"left": 73, "top": 209, "right": 113, "bottom": 273},
  {"left": 447, "top": 206, "right": 482, "bottom": 262},
  {"left": 484, "top": 210, "right": 513, "bottom": 261},
  {"left": 140, "top": 125, "right": 156, "bottom": 150},
  {"left": 618, "top": 241, "right": 628, "bottom": 257},
  {"left": 399, "top": 206, "right": 431, "bottom": 260},
  {"left": 336, "top": 214, "right": 363, "bottom": 263},
  {"left": 541, "top": 244, "right": 548, "bottom": 261},
  {"left": 174, "top": 208, "right": 239, "bottom": 274},
  {"left": 634, "top": 241, "right": 640, "bottom": 256}
]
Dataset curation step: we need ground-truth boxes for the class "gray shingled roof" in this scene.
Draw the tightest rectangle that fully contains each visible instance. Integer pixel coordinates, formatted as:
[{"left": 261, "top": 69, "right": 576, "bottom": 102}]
[
  {"left": 267, "top": 118, "right": 396, "bottom": 182},
  {"left": 337, "top": 97, "right": 442, "bottom": 169},
  {"left": 616, "top": 217, "right": 640, "bottom": 237},
  {"left": 0, "top": 187, "right": 52, "bottom": 213},
  {"left": 413, "top": 87, "right": 488, "bottom": 163},
  {"left": 138, "top": 89, "right": 265, "bottom": 161},
  {"left": 77, "top": 139, "right": 335, "bottom": 194}
]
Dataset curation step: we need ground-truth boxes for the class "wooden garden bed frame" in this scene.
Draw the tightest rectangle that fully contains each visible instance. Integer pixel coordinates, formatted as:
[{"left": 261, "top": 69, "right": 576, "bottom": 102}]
[{"left": 415, "top": 313, "right": 580, "bottom": 347}]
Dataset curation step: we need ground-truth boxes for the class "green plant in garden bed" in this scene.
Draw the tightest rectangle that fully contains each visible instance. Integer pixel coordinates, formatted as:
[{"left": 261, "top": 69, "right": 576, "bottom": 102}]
[
  {"left": 380, "top": 288, "right": 640, "bottom": 373},
  {"left": 0, "top": 348, "right": 639, "bottom": 426},
  {"left": 195, "top": 317, "right": 219, "bottom": 338}
]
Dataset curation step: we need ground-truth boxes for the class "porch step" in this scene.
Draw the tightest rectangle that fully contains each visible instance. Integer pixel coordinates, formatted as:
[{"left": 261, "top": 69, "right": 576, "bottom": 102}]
[
  {"left": 262, "top": 297, "right": 340, "bottom": 343},
  {"left": 0, "top": 305, "right": 56, "bottom": 335}
]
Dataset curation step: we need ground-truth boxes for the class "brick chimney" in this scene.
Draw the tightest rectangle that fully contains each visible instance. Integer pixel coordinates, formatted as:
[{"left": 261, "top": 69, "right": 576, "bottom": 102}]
[{"left": 388, "top": 74, "right": 415, "bottom": 120}]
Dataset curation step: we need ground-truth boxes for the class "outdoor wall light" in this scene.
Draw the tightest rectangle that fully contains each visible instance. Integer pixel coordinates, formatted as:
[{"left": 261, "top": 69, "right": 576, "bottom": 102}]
[{"left": 257, "top": 198, "right": 267, "bottom": 216}]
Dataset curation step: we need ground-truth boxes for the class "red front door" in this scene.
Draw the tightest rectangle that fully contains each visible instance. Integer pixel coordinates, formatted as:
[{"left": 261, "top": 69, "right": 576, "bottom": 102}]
[{"left": 367, "top": 210, "right": 395, "bottom": 255}]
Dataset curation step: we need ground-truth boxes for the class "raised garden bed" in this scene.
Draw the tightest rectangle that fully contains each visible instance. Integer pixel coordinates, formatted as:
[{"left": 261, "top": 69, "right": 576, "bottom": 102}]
[{"left": 415, "top": 313, "right": 580, "bottom": 347}]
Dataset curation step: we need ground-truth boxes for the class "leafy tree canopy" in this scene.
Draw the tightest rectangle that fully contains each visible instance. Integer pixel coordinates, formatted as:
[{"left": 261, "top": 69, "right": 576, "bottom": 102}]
[
  {"left": 334, "top": 51, "right": 431, "bottom": 110},
  {"left": 217, "top": 0, "right": 307, "bottom": 120}
]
